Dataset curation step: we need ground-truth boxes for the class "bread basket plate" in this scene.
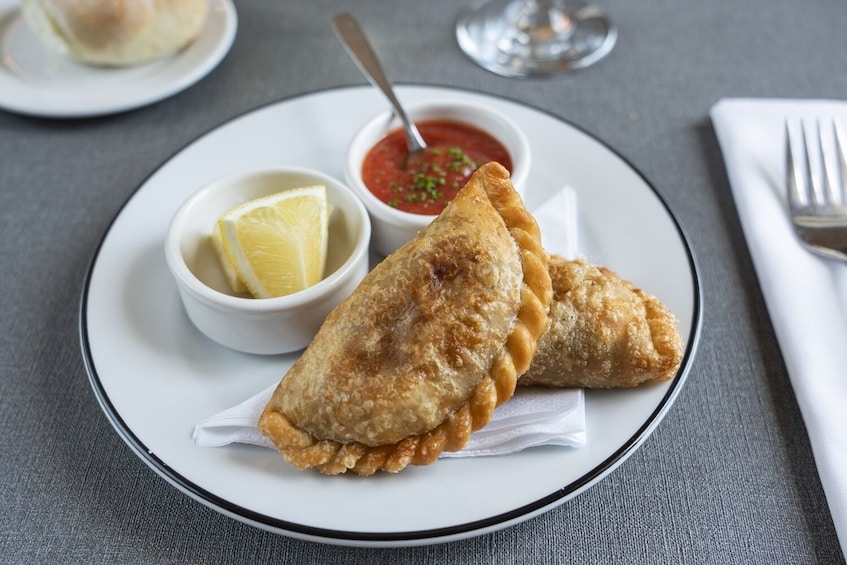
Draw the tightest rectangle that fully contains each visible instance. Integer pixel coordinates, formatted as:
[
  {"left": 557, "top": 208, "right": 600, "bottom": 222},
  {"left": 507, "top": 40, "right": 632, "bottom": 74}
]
[
  {"left": 0, "top": 0, "right": 236, "bottom": 118},
  {"left": 80, "top": 86, "right": 702, "bottom": 547}
]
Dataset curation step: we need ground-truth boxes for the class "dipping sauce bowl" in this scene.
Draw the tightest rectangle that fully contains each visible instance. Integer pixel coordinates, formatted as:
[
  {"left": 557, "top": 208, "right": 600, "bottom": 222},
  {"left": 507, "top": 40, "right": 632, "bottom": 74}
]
[{"left": 345, "top": 99, "right": 530, "bottom": 257}]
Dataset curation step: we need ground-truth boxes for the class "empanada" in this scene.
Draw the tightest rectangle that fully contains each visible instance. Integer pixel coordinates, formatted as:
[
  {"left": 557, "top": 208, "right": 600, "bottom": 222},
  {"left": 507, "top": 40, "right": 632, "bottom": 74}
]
[
  {"left": 519, "top": 256, "right": 683, "bottom": 389},
  {"left": 258, "top": 162, "right": 552, "bottom": 475}
]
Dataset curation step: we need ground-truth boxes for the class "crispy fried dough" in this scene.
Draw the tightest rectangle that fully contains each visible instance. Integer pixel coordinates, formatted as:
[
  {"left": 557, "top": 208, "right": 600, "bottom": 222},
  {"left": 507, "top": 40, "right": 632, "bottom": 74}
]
[
  {"left": 259, "top": 162, "right": 551, "bottom": 475},
  {"left": 519, "top": 256, "right": 683, "bottom": 389}
]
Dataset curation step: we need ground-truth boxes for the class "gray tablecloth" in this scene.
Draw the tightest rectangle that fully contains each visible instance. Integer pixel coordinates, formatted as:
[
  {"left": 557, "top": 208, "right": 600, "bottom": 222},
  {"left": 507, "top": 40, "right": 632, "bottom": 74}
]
[{"left": 2, "top": 0, "right": 846, "bottom": 563}]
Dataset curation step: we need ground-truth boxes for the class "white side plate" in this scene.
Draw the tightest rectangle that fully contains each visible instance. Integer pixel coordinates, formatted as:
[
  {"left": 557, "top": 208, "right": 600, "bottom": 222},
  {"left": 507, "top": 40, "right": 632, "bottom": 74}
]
[{"left": 0, "top": 0, "right": 237, "bottom": 118}]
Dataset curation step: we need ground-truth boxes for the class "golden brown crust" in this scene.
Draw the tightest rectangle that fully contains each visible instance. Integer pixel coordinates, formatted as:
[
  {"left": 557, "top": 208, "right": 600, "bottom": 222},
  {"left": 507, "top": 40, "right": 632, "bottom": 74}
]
[
  {"left": 518, "top": 256, "right": 683, "bottom": 389},
  {"left": 258, "top": 163, "right": 551, "bottom": 475}
]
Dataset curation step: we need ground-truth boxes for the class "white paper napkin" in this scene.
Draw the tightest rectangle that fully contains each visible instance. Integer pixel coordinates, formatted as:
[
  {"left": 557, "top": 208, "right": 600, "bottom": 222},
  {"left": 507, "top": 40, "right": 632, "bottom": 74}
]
[
  {"left": 711, "top": 98, "right": 847, "bottom": 555},
  {"left": 193, "top": 187, "right": 586, "bottom": 456}
]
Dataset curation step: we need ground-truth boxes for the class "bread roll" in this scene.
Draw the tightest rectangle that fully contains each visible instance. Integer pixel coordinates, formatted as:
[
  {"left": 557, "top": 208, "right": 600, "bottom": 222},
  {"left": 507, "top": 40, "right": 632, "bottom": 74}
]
[{"left": 21, "top": 0, "right": 209, "bottom": 66}]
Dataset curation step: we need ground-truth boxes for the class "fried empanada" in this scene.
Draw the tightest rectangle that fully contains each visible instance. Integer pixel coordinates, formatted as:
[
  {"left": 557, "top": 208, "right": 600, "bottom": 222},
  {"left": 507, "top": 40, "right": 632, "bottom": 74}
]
[
  {"left": 258, "top": 162, "right": 552, "bottom": 475},
  {"left": 519, "top": 256, "right": 683, "bottom": 389}
]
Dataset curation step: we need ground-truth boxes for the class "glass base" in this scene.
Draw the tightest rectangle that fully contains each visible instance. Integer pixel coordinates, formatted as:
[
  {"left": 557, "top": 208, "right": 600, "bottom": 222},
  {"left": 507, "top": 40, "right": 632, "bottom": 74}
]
[{"left": 456, "top": 0, "right": 617, "bottom": 77}]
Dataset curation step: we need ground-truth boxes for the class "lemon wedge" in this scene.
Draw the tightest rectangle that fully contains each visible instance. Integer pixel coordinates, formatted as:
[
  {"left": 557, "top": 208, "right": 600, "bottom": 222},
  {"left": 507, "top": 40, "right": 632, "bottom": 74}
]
[
  {"left": 210, "top": 222, "right": 248, "bottom": 294},
  {"left": 215, "top": 186, "right": 329, "bottom": 299}
]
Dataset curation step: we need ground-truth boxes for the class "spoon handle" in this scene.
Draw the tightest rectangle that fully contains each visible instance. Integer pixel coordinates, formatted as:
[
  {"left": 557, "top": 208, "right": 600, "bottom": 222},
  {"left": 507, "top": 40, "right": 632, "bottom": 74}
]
[{"left": 332, "top": 13, "right": 427, "bottom": 153}]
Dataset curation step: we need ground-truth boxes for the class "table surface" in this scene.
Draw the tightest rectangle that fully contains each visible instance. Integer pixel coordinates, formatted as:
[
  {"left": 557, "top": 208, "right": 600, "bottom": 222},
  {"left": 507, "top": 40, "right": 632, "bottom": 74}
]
[{"left": 2, "top": 0, "right": 846, "bottom": 563}]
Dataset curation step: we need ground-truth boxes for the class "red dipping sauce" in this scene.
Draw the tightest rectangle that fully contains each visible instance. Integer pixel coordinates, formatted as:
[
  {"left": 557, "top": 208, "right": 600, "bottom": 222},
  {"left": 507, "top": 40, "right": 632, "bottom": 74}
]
[{"left": 361, "top": 120, "right": 513, "bottom": 215}]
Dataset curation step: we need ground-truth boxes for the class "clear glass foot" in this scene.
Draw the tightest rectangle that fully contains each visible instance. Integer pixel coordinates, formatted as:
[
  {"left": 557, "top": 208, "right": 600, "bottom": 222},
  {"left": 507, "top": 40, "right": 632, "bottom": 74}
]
[{"left": 456, "top": 0, "right": 617, "bottom": 77}]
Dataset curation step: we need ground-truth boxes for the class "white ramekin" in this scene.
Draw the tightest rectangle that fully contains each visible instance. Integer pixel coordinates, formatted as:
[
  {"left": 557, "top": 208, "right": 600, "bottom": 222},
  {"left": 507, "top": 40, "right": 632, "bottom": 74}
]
[
  {"left": 165, "top": 167, "right": 371, "bottom": 355},
  {"left": 345, "top": 99, "right": 530, "bottom": 257}
]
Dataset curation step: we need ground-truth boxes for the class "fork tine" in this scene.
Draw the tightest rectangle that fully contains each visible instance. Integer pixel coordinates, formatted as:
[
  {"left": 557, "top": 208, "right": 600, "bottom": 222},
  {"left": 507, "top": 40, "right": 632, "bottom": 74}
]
[
  {"left": 817, "top": 119, "right": 842, "bottom": 205},
  {"left": 786, "top": 121, "right": 805, "bottom": 211},
  {"left": 804, "top": 119, "right": 828, "bottom": 206},
  {"left": 834, "top": 119, "right": 847, "bottom": 203}
]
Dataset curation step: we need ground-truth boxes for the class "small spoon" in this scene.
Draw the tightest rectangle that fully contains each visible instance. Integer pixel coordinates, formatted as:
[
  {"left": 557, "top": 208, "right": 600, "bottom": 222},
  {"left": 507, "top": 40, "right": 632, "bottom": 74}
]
[{"left": 332, "top": 13, "right": 427, "bottom": 156}]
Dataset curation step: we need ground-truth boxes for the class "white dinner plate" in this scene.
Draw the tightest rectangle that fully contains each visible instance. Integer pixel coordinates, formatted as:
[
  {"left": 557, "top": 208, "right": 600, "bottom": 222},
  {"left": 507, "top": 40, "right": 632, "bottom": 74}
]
[
  {"left": 0, "top": 0, "right": 236, "bottom": 118},
  {"left": 80, "top": 86, "right": 702, "bottom": 547}
]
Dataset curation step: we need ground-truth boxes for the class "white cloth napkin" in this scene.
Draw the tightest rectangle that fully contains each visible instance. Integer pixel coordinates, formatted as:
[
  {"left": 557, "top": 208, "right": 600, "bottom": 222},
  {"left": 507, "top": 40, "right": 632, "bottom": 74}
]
[
  {"left": 193, "top": 187, "right": 586, "bottom": 456},
  {"left": 711, "top": 98, "right": 847, "bottom": 555}
]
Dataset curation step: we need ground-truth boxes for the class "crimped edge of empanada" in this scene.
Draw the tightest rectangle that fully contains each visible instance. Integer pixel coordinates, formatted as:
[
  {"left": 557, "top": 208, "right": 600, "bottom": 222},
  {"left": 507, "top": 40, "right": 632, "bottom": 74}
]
[{"left": 258, "top": 163, "right": 552, "bottom": 475}]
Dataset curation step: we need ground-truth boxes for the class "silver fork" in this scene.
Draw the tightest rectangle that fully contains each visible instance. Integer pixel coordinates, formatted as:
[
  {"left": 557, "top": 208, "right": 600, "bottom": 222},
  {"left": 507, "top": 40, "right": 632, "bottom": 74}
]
[{"left": 785, "top": 118, "right": 847, "bottom": 263}]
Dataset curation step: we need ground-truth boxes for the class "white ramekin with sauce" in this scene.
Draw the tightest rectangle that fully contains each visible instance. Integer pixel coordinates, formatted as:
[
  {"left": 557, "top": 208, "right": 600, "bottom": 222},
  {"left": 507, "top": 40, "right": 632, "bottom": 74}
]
[{"left": 345, "top": 99, "right": 530, "bottom": 257}]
